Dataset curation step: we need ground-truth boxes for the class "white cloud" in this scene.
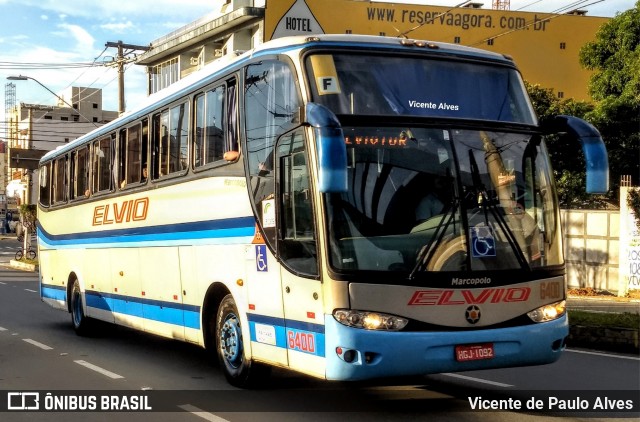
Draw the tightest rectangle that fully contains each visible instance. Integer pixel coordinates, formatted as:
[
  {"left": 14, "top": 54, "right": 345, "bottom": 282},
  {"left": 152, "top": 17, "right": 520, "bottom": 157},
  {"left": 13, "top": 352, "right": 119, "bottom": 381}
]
[
  {"left": 100, "top": 20, "right": 135, "bottom": 33},
  {"left": 57, "top": 23, "right": 96, "bottom": 55},
  {"left": 40, "top": 14, "right": 48, "bottom": 20}
]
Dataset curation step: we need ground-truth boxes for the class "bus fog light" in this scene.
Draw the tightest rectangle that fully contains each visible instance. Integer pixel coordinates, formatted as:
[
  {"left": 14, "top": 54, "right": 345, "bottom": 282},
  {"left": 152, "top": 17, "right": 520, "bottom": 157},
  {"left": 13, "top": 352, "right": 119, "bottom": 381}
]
[
  {"left": 333, "top": 309, "right": 408, "bottom": 331},
  {"left": 527, "top": 300, "right": 566, "bottom": 323}
]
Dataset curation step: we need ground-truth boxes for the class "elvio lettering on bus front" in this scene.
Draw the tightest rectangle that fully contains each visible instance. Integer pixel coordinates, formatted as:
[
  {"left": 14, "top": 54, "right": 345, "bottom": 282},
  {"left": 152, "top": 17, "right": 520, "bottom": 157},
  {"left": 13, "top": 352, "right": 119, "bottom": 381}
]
[{"left": 408, "top": 287, "right": 531, "bottom": 306}]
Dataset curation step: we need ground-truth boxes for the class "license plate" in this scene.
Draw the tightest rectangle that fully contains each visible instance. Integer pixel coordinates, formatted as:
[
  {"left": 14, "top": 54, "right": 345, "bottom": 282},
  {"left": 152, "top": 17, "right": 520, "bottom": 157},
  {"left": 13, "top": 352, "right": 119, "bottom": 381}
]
[{"left": 455, "top": 343, "right": 494, "bottom": 362}]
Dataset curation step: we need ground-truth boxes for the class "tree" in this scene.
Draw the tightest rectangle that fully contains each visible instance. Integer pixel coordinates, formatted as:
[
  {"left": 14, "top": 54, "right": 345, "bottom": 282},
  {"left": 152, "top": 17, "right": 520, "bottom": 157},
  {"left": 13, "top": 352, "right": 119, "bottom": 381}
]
[
  {"left": 579, "top": 2, "right": 640, "bottom": 193},
  {"left": 525, "top": 82, "right": 609, "bottom": 208}
]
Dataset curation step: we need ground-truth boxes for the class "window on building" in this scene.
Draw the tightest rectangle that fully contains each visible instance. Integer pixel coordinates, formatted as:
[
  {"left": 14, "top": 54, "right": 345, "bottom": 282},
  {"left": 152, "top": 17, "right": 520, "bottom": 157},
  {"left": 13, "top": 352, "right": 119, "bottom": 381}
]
[
  {"left": 150, "top": 57, "right": 179, "bottom": 94},
  {"left": 560, "top": 42, "right": 566, "bottom": 50},
  {"left": 73, "top": 115, "right": 79, "bottom": 122},
  {"left": 44, "top": 115, "right": 52, "bottom": 120},
  {"left": 93, "top": 103, "right": 98, "bottom": 109},
  {"left": 346, "top": 29, "right": 352, "bottom": 34},
  {"left": 558, "top": 92, "right": 564, "bottom": 99},
  {"left": 454, "top": 36, "right": 461, "bottom": 44},
  {"left": 61, "top": 116, "right": 69, "bottom": 121},
  {"left": 93, "top": 117, "right": 99, "bottom": 123},
  {"left": 379, "top": 32, "right": 385, "bottom": 36},
  {"left": 487, "top": 38, "right": 495, "bottom": 46}
]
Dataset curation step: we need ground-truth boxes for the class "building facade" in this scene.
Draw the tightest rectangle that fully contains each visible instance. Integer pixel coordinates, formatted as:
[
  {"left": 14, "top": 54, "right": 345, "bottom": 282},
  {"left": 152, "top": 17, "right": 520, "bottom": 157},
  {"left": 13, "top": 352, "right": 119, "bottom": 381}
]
[
  {"left": 4, "top": 87, "right": 117, "bottom": 228},
  {"left": 137, "top": 0, "right": 609, "bottom": 102}
]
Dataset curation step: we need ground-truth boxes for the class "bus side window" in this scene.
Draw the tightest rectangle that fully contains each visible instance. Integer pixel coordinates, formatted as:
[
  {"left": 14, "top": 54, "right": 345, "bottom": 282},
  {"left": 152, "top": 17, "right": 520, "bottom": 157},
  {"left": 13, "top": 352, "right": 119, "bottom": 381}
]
[
  {"left": 118, "top": 128, "right": 127, "bottom": 188},
  {"left": 169, "top": 103, "right": 189, "bottom": 173},
  {"left": 74, "top": 146, "right": 90, "bottom": 198},
  {"left": 120, "top": 121, "right": 147, "bottom": 187},
  {"left": 195, "top": 85, "right": 225, "bottom": 167},
  {"left": 153, "top": 104, "right": 188, "bottom": 177},
  {"left": 69, "top": 150, "right": 77, "bottom": 200},
  {"left": 92, "top": 135, "right": 114, "bottom": 193},
  {"left": 225, "top": 79, "right": 239, "bottom": 159},
  {"left": 53, "top": 156, "right": 68, "bottom": 205},
  {"left": 277, "top": 129, "right": 318, "bottom": 276},
  {"left": 39, "top": 162, "right": 51, "bottom": 207}
]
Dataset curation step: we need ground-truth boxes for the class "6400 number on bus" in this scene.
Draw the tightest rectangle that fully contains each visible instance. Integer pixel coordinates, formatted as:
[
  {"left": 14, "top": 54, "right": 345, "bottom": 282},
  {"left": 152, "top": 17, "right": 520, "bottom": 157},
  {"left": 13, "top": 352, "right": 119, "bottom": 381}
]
[{"left": 287, "top": 330, "right": 316, "bottom": 353}]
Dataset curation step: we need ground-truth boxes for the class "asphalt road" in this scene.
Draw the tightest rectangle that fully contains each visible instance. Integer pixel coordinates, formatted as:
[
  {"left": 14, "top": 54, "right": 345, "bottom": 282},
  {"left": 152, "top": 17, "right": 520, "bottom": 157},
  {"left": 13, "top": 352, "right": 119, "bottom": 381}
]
[{"left": 0, "top": 254, "right": 638, "bottom": 421}]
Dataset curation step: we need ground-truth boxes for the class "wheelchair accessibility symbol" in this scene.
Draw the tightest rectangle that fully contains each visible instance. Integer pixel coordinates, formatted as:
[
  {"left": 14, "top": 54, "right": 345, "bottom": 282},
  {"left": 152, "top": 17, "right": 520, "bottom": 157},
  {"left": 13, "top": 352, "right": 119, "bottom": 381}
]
[
  {"left": 470, "top": 226, "right": 496, "bottom": 258},
  {"left": 256, "top": 245, "right": 268, "bottom": 272}
]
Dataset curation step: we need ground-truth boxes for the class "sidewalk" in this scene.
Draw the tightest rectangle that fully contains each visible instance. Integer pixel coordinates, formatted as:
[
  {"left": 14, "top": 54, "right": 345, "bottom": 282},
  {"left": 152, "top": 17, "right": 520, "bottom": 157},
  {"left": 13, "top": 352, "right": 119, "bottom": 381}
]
[{"left": 567, "top": 295, "right": 640, "bottom": 314}]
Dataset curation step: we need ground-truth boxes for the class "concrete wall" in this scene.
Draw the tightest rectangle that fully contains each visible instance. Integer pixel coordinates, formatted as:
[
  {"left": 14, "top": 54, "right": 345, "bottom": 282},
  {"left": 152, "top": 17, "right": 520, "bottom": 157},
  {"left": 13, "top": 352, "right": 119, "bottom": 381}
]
[{"left": 561, "top": 209, "right": 620, "bottom": 293}]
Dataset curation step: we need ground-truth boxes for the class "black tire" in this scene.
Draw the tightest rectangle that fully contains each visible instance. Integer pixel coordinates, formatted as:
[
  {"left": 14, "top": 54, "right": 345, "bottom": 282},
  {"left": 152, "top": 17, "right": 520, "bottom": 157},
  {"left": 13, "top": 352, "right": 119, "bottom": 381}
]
[
  {"left": 215, "top": 294, "right": 269, "bottom": 388},
  {"left": 70, "top": 280, "right": 91, "bottom": 336},
  {"left": 15, "top": 249, "right": 23, "bottom": 260},
  {"left": 26, "top": 249, "right": 36, "bottom": 260}
]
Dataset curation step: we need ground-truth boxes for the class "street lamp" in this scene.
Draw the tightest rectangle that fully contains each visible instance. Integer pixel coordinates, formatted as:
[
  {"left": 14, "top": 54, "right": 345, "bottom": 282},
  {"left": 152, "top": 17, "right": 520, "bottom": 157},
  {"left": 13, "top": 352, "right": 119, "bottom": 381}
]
[{"left": 7, "top": 75, "right": 97, "bottom": 125}]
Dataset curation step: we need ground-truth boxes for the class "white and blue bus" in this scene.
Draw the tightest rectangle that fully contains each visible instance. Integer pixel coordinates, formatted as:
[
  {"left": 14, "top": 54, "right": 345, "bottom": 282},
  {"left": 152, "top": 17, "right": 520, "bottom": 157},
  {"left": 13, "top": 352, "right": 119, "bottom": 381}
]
[{"left": 37, "top": 35, "right": 609, "bottom": 387}]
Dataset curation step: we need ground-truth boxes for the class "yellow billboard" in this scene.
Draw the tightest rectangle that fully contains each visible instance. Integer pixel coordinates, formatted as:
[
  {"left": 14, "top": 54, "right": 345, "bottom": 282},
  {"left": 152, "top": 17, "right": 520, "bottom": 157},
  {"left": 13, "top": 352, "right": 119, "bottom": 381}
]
[{"left": 264, "top": 0, "right": 609, "bottom": 101}]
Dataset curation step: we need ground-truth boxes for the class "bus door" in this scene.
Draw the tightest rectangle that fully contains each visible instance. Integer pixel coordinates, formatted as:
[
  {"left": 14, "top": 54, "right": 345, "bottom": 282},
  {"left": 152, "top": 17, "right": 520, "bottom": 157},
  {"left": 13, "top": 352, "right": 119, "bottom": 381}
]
[{"left": 275, "top": 128, "right": 325, "bottom": 378}]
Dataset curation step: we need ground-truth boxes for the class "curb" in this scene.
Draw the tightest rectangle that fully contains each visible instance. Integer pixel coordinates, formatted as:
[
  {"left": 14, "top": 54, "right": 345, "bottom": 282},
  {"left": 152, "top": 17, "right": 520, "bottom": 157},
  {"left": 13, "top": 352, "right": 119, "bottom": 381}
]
[
  {"left": 568, "top": 324, "right": 639, "bottom": 354},
  {"left": 9, "top": 260, "right": 38, "bottom": 272}
]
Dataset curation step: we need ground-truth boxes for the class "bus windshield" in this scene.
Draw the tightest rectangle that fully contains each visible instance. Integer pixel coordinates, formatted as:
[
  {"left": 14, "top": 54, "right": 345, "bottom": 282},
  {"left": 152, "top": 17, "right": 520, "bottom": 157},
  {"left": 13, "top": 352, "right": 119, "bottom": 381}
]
[
  {"left": 325, "top": 126, "right": 563, "bottom": 274},
  {"left": 306, "top": 52, "right": 537, "bottom": 124}
]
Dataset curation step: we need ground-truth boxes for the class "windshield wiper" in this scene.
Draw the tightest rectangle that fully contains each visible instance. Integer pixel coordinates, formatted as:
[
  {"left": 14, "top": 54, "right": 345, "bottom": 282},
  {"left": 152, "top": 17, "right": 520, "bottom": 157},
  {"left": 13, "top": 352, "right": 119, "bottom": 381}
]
[{"left": 468, "top": 150, "right": 530, "bottom": 271}]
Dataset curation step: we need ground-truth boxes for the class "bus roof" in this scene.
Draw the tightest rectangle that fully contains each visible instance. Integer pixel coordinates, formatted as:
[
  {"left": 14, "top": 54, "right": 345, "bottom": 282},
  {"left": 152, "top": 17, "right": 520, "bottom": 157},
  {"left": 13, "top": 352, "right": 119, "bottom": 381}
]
[{"left": 40, "top": 34, "right": 514, "bottom": 162}]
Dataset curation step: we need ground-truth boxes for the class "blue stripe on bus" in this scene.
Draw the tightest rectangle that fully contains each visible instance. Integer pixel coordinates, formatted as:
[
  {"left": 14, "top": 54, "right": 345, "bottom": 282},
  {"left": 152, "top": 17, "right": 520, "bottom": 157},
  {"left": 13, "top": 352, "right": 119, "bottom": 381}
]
[
  {"left": 85, "top": 290, "right": 201, "bottom": 329},
  {"left": 41, "top": 284, "right": 325, "bottom": 356},
  {"left": 247, "top": 313, "right": 326, "bottom": 357},
  {"left": 37, "top": 285, "right": 202, "bottom": 330},
  {"left": 36, "top": 216, "right": 255, "bottom": 247},
  {"left": 41, "top": 284, "right": 66, "bottom": 302}
]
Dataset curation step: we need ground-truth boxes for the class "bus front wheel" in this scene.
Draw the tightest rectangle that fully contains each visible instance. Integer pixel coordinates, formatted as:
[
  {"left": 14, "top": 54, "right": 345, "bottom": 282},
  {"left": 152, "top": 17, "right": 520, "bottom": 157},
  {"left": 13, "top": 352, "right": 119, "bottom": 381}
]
[
  {"left": 70, "top": 280, "right": 91, "bottom": 336},
  {"left": 215, "top": 294, "right": 269, "bottom": 388}
]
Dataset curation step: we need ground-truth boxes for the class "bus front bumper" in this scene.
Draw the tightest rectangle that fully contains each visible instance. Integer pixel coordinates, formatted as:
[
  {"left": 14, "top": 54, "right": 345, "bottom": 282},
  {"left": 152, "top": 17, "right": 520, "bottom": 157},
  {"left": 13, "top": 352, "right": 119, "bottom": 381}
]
[{"left": 324, "top": 314, "right": 568, "bottom": 381}]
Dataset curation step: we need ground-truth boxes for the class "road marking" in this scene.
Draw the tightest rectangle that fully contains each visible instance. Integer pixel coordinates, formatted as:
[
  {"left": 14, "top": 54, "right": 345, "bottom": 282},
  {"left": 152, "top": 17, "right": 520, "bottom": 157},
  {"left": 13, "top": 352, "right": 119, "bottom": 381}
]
[
  {"left": 0, "top": 326, "right": 7, "bottom": 331},
  {"left": 566, "top": 348, "right": 640, "bottom": 361},
  {"left": 441, "top": 373, "right": 513, "bottom": 387},
  {"left": 74, "top": 360, "right": 124, "bottom": 379},
  {"left": 178, "top": 405, "right": 231, "bottom": 422},
  {"left": 24, "top": 289, "right": 37, "bottom": 293},
  {"left": 0, "top": 282, "right": 6, "bottom": 285},
  {"left": 23, "top": 338, "right": 53, "bottom": 350}
]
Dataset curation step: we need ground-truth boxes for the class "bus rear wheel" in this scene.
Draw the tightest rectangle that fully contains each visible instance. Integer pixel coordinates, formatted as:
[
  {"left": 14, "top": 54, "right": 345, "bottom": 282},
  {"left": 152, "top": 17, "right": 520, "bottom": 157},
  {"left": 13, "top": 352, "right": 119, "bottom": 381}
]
[
  {"left": 70, "top": 280, "right": 91, "bottom": 336},
  {"left": 215, "top": 294, "right": 269, "bottom": 388}
]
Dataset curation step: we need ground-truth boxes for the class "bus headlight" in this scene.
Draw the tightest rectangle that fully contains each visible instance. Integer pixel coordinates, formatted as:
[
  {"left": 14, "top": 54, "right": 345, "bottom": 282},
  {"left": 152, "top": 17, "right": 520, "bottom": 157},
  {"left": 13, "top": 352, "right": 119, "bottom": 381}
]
[
  {"left": 527, "top": 300, "right": 566, "bottom": 323},
  {"left": 333, "top": 309, "right": 408, "bottom": 331}
]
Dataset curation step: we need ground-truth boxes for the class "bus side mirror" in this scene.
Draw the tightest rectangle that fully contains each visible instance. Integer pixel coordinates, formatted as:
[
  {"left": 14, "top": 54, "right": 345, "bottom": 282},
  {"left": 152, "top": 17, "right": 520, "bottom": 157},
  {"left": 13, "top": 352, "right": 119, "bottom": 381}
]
[
  {"left": 304, "top": 103, "right": 348, "bottom": 193},
  {"left": 543, "top": 115, "right": 609, "bottom": 194}
]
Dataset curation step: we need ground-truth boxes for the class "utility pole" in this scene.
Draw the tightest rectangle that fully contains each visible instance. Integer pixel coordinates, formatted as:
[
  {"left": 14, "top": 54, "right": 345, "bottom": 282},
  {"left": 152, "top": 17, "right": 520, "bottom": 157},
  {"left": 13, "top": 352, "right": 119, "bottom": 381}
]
[{"left": 105, "top": 41, "right": 150, "bottom": 115}]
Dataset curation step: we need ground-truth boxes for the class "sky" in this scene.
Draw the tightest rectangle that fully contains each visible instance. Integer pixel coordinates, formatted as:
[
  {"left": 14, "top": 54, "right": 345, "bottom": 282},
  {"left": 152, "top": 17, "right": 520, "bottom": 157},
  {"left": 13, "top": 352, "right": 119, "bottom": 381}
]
[{"left": 0, "top": 0, "right": 636, "bottom": 122}]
